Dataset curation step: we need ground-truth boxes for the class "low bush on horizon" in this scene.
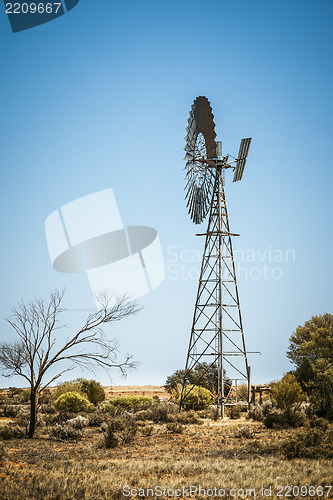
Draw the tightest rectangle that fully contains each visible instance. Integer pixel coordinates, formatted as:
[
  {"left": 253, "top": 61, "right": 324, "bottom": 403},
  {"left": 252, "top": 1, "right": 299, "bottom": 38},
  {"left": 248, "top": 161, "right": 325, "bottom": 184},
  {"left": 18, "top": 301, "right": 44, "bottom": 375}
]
[{"left": 103, "top": 395, "right": 153, "bottom": 411}]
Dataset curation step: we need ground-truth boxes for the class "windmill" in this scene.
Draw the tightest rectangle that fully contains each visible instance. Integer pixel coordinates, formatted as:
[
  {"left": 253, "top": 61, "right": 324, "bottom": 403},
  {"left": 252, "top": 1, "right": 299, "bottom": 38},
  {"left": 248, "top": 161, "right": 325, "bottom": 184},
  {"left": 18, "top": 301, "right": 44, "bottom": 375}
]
[{"left": 180, "top": 96, "right": 252, "bottom": 417}]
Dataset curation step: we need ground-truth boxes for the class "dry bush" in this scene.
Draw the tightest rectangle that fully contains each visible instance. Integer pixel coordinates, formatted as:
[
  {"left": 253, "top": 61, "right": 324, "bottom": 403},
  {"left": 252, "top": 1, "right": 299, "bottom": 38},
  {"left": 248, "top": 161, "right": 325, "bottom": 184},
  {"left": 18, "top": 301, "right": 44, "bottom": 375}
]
[
  {"left": 174, "top": 409, "right": 201, "bottom": 425},
  {"left": 101, "top": 416, "right": 138, "bottom": 448},
  {"left": 263, "top": 408, "right": 308, "bottom": 429},
  {"left": 16, "top": 406, "right": 45, "bottom": 435},
  {"left": 134, "top": 402, "right": 178, "bottom": 423},
  {"left": 282, "top": 427, "right": 333, "bottom": 459},
  {"left": 0, "top": 440, "right": 8, "bottom": 462},
  {"left": 66, "top": 415, "right": 89, "bottom": 430},
  {"left": 2, "top": 404, "right": 23, "bottom": 418},
  {"left": 41, "top": 410, "right": 76, "bottom": 426},
  {"left": 208, "top": 406, "right": 219, "bottom": 420},
  {"left": 166, "top": 422, "right": 184, "bottom": 434},
  {"left": 86, "top": 410, "right": 106, "bottom": 427},
  {"left": 140, "top": 424, "right": 153, "bottom": 436},
  {"left": 39, "top": 403, "right": 56, "bottom": 414},
  {"left": 309, "top": 416, "right": 329, "bottom": 430},
  {"left": 236, "top": 424, "right": 253, "bottom": 438},
  {"left": 248, "top": 400, "right": 308, "bottom": 429},
  {"left": 263, "top": 408, "right": 287, "bottom": 428},
  {"left": 101, "top": 420, "right": 118, "bottom": 448},
  {"left": 227, "top": 405, "right": 243, "bottom": 419},
  {"left": 0, "top": 424, "right": 25, "bottom": 440},
  {"left": 247, "top": 400, "right": 273, "bottom": 421},
  {"left": 119, "top": 418, "right": 138, "bottom": 444},
  {"left": 50, "top": 424, "right": 82, "bottom": 441}
]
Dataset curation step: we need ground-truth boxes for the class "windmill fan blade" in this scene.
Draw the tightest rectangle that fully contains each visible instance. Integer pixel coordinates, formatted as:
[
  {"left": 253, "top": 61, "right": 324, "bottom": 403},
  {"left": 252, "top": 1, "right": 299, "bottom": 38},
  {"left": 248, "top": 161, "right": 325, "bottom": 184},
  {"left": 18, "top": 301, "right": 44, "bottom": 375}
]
[
  {"left": 184, "top": 96, "right": 217, "bottom": 224},
  {"left": 184, "top": 152, "right": 194, "bottom": 161},
  {"left": 233, "top": 138, "right": 252, "bottom": 182}
]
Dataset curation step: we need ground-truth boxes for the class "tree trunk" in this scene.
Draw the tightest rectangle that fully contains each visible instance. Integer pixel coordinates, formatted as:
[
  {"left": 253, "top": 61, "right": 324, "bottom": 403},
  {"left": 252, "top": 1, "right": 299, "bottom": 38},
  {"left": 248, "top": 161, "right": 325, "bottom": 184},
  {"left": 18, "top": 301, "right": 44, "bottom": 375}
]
[{"left": 28, "top": 387, "right": 39, "bottom": 438}]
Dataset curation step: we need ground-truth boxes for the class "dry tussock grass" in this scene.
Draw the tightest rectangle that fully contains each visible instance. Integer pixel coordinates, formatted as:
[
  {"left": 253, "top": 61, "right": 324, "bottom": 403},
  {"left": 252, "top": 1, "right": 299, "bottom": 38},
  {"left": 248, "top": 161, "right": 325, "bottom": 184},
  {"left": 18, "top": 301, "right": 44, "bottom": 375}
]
[
  {"left": 0, "top": 417, "right": 332, "bottom": 499},
  {"left": 105, "top": 385, "right": 168, "bottom": 400}
]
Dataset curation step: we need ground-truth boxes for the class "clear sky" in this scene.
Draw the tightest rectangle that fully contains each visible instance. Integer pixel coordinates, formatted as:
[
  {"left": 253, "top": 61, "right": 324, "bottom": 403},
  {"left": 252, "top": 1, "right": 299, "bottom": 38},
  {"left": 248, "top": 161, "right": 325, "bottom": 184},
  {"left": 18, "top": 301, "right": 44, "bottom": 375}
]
[{"left": 0, "top": 0, "right": 332, "bottom": 388}]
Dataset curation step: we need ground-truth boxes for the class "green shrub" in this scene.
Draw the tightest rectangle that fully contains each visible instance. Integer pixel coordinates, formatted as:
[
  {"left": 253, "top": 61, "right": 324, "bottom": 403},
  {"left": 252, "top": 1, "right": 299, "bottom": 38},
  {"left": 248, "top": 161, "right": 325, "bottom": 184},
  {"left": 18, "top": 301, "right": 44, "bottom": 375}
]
[
  {"left": 76, "top": 379, "right": 106, "bottom": 405},
  {"left": 55, "top": 391, "right": 93, "bottom": 413},
  {"left": 53, "top": 381, "right": 86, "bottom": 401},
  {"left": 178, "top": 385, "right": 212, "bottom": 411},
  {"left": 271, "top": 373, "right": 306, "bottom": 412},
  {"left": 103, "top": 396, "right": 153, "bottom": 411}
]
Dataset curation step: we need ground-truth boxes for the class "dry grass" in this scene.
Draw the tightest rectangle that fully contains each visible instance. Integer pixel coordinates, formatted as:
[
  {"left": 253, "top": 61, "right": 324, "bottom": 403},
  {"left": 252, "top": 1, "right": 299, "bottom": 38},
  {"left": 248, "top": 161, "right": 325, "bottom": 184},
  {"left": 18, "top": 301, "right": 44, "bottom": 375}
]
[
  {"left": 0, "top": 385, "right": 169, "bottom": 402},
  {"left": 104, "top": 385, "right": 168, "bottom": 400},
  {"left": 0, "top": 416, "right": 332, "bottom": 499}
]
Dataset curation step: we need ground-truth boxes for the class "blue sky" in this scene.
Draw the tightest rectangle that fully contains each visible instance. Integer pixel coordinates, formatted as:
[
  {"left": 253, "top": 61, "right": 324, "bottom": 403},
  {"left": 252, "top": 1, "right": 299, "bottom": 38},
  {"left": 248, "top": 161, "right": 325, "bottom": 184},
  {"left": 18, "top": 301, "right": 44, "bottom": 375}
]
[{"left": 0, "top": 0, "right": 332, "bottom": 388}]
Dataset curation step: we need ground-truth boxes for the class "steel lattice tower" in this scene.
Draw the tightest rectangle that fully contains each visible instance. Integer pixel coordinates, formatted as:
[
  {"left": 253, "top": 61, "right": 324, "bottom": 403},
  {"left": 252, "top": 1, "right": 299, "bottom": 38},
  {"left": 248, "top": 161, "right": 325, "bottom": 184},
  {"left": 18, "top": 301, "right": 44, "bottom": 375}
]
[{"left": 180, "top": 96, "right": 252, "bottom": 417}]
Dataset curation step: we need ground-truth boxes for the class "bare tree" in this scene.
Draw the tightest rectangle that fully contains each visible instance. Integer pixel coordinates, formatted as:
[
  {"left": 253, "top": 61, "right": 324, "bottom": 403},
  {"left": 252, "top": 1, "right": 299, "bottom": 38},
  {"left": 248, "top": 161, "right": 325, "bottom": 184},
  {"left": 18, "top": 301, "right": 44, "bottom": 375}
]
[{"left": 0, "top": 289, "right": 141, "bottom": 438}]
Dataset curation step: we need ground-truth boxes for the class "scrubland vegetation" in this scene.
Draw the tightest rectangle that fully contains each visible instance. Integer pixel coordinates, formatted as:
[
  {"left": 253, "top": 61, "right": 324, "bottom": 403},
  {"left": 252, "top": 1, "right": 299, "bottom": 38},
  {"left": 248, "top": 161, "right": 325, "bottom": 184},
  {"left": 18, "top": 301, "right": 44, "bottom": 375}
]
[
  {"left": 0, "top": 378, "right": 332, "bottom": 500},
  {"left": 0, "top": 291, "right": 332, "bottom": 499}
]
